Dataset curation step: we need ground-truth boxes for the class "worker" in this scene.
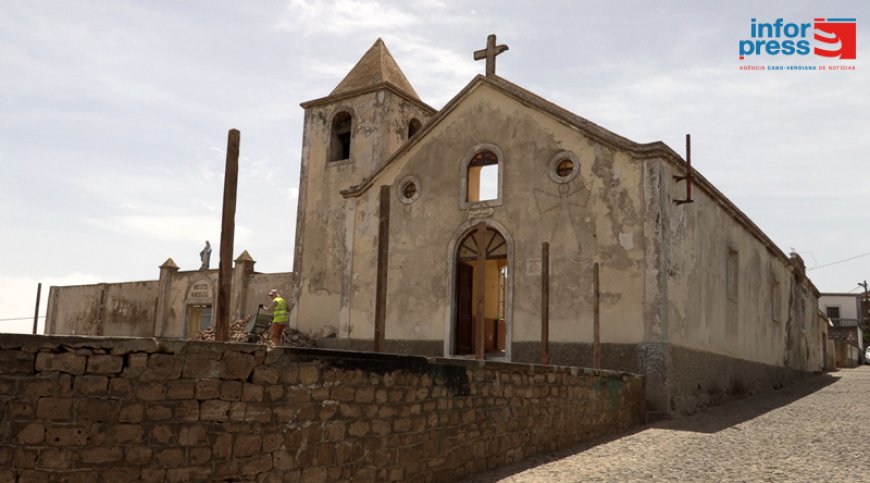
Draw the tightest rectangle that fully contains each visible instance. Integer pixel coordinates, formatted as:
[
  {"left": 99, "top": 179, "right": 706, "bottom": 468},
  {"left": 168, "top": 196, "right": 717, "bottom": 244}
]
[{"left": 267, "top": 289, "right": 289, "bottom": 345}]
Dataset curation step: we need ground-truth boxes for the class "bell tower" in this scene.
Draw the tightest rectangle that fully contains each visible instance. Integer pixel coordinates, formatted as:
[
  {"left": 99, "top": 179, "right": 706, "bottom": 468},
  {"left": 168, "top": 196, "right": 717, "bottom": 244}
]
[{"left": 292, "top": 38, "right": 436, "bottom": 334}]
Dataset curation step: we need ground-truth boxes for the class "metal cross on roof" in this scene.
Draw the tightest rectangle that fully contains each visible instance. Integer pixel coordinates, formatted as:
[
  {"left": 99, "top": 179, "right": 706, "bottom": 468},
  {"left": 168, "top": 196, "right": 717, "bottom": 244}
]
[{"left": 473, "top": 34, "right": 509, "bottom": 77}]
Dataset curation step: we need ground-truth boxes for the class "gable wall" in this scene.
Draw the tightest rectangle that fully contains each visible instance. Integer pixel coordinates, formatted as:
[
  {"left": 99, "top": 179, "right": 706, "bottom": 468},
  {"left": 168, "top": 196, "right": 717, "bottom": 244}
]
[{"left": 346, "top": 84, "right": 648, "bottom": 356}]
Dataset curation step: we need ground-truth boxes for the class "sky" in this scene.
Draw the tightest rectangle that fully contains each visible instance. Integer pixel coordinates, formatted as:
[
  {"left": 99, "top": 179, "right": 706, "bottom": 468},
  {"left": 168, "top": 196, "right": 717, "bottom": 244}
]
[{"left": 1, "top": 0, "right": 868, "bottom": 334}]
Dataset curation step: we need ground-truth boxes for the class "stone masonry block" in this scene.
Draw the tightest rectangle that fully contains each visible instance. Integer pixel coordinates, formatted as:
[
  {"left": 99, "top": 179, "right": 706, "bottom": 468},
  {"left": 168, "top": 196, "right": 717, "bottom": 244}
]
[
  {"left": 74, "top": 375, "right": 109, "bottom": 396},
  {"left": 45, "top": 425, "right": 88, "bottom": 446},
  {"left": 22, "top": 379, "right": 54, "bottom": 401},
  {"left": 273, "top": 449, "right": 297, "bottom": 471},
  {"left": 298, "top": 365, "right": 320, "bottom": 385},
  {"left": 252, "top": 366, "right": 279, "bottom": 385},
  {"left": 36, "top": 398, "right": 73, "bottom": 421},
  {"left": 136, "top": 383, "right": 166, "bottom": 401},
  {"left": 123, "top": 353, "right": 148, "bottom": 377},
  {"left": 119, "top": 403, "right": 144, "bottom": 423},
  {"left": 183, "top": 358, "right": 225, "bottom": 379},
  {"left": 35, "top": 352, "right": 85, "bottom": 375},
  {"left": 221, "top": 381, "right": 242, "bottom": 401},
  {"left": 201, "top": 400, "right": 231, "bottom": 422},
  {"left": 126, "top": 446, "right": 153, "bottom": 466},
  {"left": 195, "top": 380, "right": 221, "bottom": 400},
  {"left": 222, "top": 351, "right": 256, "bottom": 380},
  {"left": 145, "top": 405, "right": 173, "bottom": 421},
  {"left": 242, "top": 453, "right": 273, "bottom": 476},
  {"left": 166, "top": 380, "right": 196, "bottom": 399},
  {"left": 140, "top": 468, "right": 166, "bottom": 483},
  {"left": 151, "top": 424, "right": 177, "bottom": 445},
  {"left": 234, "top": 433, "right": 261, "bottom": 458},
  {"left": 154, "top": 447, "right": 185, "bottom": 468},
  {"left": 86, "top": 355, "right": 124, "bottom": 374},
  {"left": 212, "top": 433, "right": 232, "bottom": 459},
  {"left": 242, "top": 383, "right": 264, "bottom": 402},
  {"left": 112, "top": 424, "right": 144, "bottom": 444},
  {"left": 139, "top": 354, "right": 182, "bottom": 381},
  {"left": 0, "top": 350, "right": 34, "bottom": 374},
  {"left": 109, "top": 378, "right": 133, "bottom": 398},
  {"left": 174, "top": 400, "right": 200, "bottom": 421},
  {"left": 188, "top": 446, "right": 211, "bottom": 465},
  {"left": 16, "top": 422, "right": 45, "bottom": 445},
  {"left": 178, "top": 424, "right": 208, "bottom": 446},
  {"left": 35, "top": 447, "right": 76, "bottom": 470},
  {"left": 76, "top": 399, "right": 119, "bottom": 422},
  {"left": 79, "top": 446, "right": 123, "bottom": 464},
  {"left": 166, "top": 466, "right": 211, "bottom": 482}
]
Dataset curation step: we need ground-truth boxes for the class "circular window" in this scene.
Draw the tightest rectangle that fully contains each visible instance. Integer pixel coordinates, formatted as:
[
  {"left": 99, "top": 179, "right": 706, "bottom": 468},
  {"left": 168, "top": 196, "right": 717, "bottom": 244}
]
[
  {"left": 548, "top": 151, "right": 580, "bottom": 183},
  {"left": 397, "top": 176, "right": 421, "bottom": 204}
]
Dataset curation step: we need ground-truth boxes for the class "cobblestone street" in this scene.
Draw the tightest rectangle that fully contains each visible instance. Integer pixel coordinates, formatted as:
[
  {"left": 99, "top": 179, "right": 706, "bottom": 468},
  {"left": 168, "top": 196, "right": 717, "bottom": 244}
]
[{"left": 466, "top": 367, "right": 870, "bottom": 482}]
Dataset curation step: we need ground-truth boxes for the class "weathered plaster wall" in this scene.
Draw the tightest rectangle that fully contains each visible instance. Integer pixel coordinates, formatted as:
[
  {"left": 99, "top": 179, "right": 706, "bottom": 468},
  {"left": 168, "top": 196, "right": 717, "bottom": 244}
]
[
  {"left": 642, "top": 158, "right": 824, "bottom": 413},
  {"left": 652, "top": 158, "right": 821, "bottom": 367},
  {"left": 294, "top": 89, "right": 434, "bottom": 337},
  {"left": 0, "top": 334, "right": 643, "bottom": 483},
  {"left": 46, "top": 282, "right": 158, "bottom": 338},
  {"left": 46, "top": 268, "right": 294, "bottom": 340},
  {"left": 345, "top": 83, "right": 646, "bottom": 356}
]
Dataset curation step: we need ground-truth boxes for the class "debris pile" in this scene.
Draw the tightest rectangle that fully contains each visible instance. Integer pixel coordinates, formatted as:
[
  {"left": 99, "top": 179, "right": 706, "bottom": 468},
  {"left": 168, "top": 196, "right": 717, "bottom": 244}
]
[{"left": 188, "top": 315, "right": 317, "bottom": 348}]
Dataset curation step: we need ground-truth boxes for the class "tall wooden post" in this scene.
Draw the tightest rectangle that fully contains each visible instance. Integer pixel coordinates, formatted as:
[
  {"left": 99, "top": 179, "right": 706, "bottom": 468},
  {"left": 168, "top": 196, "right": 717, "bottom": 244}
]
[
  {"left": 474, "top": 222, "right": 487, "bottom": 360},
  {"left": 541, "top": 243, "right": 550, "bottom": 365},
  {"left": 216, "top": 129, "right": 240, "bottom": 342},
  {"left": 593, "top": 262, "right": 601, "bottom": 369},
  {"left": 32, "top": 283, "right": 41, "bottom": 335},
  {"left": 374, "top": 185, "right": 391, "bottom": 352}
]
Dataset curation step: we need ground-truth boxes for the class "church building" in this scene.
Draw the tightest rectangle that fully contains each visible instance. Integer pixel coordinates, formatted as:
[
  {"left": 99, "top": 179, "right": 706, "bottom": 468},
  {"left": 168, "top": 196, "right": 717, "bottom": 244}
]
[{"left": 291, "top": 37, "right": 826, "bottom": 415}]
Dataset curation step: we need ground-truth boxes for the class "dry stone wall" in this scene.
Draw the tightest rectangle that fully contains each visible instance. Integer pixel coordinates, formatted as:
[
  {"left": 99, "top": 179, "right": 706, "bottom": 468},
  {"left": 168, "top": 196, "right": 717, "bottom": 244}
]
[{"left": 0, "top": 334, "right": 644, "bottom": 482}]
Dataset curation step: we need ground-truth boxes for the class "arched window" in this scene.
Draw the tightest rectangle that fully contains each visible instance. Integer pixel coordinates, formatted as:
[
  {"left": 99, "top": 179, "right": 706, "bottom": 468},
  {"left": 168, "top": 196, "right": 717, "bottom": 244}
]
[
  {"left": 329, "top": 111, "right": 353, "bottom": 162},
  {"left": 408, "top": 118, "right": 422, "bottom": 139},
  {"left": 460, "top": 144, "right": 503, "bottom": 208}
]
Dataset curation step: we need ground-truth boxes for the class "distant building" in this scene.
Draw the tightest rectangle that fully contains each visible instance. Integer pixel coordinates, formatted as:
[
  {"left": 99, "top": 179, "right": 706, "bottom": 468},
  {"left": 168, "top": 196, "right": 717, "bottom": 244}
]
[
  {"left": 820, "top": 292, "right": 865, "bottom": 367},
  {"left": 45, "top": 251, "right": 293, "bottom": 339}
]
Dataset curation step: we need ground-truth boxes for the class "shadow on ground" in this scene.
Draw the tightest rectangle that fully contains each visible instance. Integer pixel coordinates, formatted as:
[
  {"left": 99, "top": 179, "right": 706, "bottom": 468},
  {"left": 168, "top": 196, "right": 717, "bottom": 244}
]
[{"left": 461, "top": 371, "right": 840, "bottom": 483}]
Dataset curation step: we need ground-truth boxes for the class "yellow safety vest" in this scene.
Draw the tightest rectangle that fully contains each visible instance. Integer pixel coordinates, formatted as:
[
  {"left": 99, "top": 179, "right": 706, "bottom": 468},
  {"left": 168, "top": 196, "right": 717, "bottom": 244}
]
[{"left": 272, "top": 297, "right": 289, "bottom": 324}]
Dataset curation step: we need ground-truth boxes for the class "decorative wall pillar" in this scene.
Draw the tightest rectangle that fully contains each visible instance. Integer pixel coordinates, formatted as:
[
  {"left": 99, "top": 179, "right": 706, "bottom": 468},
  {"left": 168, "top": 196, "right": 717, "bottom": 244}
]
[
  {"left": 230, "top": 251, "right": 256, "bottom": 321},
  {"left": 154, "top": 258, "right": 179, "bottom": 337}
]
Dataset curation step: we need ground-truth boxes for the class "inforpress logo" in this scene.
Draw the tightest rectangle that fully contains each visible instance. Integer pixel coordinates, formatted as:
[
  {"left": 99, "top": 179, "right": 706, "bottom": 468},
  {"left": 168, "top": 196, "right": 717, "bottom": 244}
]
[
  {"left": 814, "top": 18, "right": 857, "bottom": 59},
  {"left": 739, "top": 17, "right": 857, "bottom": 60}
]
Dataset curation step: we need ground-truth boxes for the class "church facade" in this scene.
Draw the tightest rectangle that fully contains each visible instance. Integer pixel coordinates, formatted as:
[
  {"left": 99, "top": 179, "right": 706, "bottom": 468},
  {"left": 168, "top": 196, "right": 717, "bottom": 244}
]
[{"left": 291, "top": 38, "right": 825, "bottom": 414}]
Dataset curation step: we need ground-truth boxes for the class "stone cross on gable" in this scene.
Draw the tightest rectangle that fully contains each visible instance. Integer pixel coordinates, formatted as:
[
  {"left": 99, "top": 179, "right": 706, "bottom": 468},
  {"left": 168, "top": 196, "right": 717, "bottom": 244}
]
[{"left": 473, "top": 34, "right": 509, "bottom": 77}]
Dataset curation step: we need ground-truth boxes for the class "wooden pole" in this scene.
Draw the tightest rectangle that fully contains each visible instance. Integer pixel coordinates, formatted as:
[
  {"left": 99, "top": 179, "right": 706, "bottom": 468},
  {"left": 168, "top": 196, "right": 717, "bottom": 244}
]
[
  {"left": 216, "top": 129, "right": 240, "bottom": 342},
  {"left": 374, "top": 185, "right": 391, "bottom": 352},
  {"left": 541, "top": 243, "right": 550, "bottom": 365},
  {"left": 593, "top": 262, "right": 601, "bottom": 369},
  {"left": 32, "top": 283, "right": 41, "bottom": 335},
  {"left": 474, "top": 222, "right": 487, "bottom": 360}
]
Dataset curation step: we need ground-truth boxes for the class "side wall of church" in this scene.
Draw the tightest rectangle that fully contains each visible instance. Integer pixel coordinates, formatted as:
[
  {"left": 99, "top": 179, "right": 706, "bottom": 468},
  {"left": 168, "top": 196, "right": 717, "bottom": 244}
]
[
  {"left": 644, "top": 158, "right": 823, "bottom": 413},
  {"left": 293, "top": 90, "right": 433, "bottom": 337},
  {"left": 341, "top": 84, "right": 647, "bottom": 366}
]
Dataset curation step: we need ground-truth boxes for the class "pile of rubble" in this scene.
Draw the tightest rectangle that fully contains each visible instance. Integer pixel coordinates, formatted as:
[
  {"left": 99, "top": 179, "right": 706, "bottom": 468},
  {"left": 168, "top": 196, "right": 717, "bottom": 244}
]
[{"left": 188, "top": 315, "right": 317, "bottom": 349}]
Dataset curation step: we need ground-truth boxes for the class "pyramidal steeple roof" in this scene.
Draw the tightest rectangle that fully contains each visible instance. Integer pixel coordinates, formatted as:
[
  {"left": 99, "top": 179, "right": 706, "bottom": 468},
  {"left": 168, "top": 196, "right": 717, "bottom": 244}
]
[{"left": 329, "top": 38, "right": 420, "bottom": 100}]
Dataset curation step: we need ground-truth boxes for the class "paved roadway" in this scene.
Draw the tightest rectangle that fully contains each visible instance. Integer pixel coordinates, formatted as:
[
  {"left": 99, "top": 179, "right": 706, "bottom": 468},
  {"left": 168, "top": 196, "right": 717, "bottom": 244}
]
[{"left": 465, "top": 367, "right": 870, "bottom": 482}]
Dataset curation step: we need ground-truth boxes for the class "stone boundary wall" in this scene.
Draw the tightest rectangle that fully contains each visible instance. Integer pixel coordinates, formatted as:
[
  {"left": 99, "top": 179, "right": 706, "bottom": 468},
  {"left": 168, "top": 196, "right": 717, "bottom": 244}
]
[{"left": 0, "top": 334, "right": 644, "bottom": 482}]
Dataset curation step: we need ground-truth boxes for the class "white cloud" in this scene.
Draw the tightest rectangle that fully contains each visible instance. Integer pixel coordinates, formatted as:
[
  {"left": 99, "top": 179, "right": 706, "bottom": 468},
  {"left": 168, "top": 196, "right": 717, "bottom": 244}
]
[{"left": 277, "top": 0, "right": 420, "bottom": 35}]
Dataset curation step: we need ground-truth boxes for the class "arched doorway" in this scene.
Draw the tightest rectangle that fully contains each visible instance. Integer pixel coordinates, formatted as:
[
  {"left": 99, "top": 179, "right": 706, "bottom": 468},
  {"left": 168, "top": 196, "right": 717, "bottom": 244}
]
[{"left": 453, "top": 223, "right": 510, "bottom": 357}]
